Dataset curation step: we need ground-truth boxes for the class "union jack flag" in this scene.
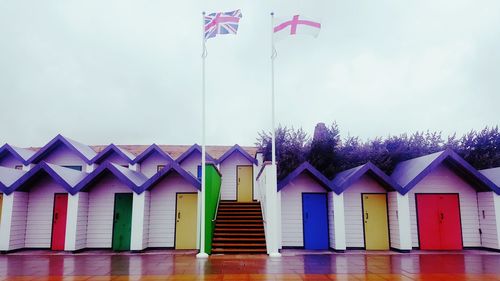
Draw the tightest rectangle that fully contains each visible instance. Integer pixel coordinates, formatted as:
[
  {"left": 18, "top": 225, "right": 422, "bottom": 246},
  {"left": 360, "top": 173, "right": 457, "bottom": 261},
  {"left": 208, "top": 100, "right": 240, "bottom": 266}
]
[{"left": 204, "top": 9, "right": 242, "bottom": 40}]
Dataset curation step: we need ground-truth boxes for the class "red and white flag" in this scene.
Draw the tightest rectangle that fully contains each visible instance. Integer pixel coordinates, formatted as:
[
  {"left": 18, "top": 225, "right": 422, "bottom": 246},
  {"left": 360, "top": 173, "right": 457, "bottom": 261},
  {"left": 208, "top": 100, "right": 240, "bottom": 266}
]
[{"left": 273, "top": 15, "right": 321, "bottom": 41}]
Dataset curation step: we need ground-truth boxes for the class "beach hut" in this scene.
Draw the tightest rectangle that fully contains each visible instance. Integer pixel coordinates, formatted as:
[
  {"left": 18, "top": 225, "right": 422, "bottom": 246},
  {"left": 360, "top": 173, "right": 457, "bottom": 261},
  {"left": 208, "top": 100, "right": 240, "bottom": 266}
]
[
  {"left": 91, "top": 144, "right": 135, "bottom": 167},
  {"left": 216, "top": 144, "right": 258, "bottom": 202},
  {"left": 176, "top": 144, "right": 215, "bottom": 179},
  {"left": 140, "top": 163, "right": 200, "bottom": 250},
  {"left": 0, "top": 144, "right": 35, "bottom": 170},
  {"left": 131, "top": 144, "right": 175, "bottom": 177},
  {"left": 72, "top": 163, "right": 146, "bottom": 251},
  {"left": 331, "top": 162, "right": 405, "bottom": 251},
  {"left": 479, "top": 167, "right": 500, "bottom": 250},
  {"left": 27, "top": 134, "right": 97, "bottom": 172},
  {"left": 0, "top": 163, "right": 86, "bottom": 251},
  {"left": 391, "top": 149, "right": 499, "bottom": 250},
  {"left": 277, "top": 162, "right": 332, "bottom": 250}
]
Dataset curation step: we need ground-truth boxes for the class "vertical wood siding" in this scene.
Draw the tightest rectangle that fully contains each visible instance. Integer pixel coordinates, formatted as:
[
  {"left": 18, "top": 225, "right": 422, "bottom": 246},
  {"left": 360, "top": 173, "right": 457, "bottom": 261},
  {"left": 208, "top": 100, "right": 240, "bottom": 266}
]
[
  {"left": 407, "top": 164, "right": 481, "bottom": 248},
  {"left": 477, "top": 192, "right": 499, "bottom": 249},
  {"left": 86, "top": 174, "right": 132, "bottom": 248},
  {"left": 280, "top": 173, "right": 327, "bottom": 247},
  {"left": 9, "top": 192, "right": 28, "bottom": 250},
  {"left": 75, "top": 192, "right": 89, "bottom": 250},
  {"left": 328, "top": 192, "right": 335, "bottom": 249},
  {"left": 343, "top": 175, "right": 386, "bottom": 248},
  {"left": 147, "top": 174, "right": 197, "bottom": 248},
  {"left": 220, "top": 153, "right": 253, "bottom": 201},
  {"left": 142, "top": 191, "right": 151, "bottom": 249},
  {"left": 387, "top": 192, "right": 400, "bottom": 249},
  {"left": 25, "top": 177, "right": 67, "bottom": 248},
  {"left": 0, "top": 155, "right": 22, "bottom": 169},
  {"left": 179, "top": 153, "right": 200, "bottom": 179},
  {"left": 43, "top": 145, "right": 87, "bottom": 167},
  {"left": 140, "top": 154, "right": 171, "bottom": 178}
]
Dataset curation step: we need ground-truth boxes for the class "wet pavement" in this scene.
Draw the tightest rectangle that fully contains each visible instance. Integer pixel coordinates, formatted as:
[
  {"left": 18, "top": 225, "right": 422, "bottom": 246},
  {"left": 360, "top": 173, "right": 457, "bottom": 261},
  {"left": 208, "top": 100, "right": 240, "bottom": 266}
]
[{"left": 0, "top": 250, "right": 498, "bottom": 280}]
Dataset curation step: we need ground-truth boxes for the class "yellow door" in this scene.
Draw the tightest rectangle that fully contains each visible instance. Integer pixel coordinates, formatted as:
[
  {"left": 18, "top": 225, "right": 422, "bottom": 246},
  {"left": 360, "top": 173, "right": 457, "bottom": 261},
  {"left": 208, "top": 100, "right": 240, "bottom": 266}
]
[
  {"left": 362, "top": 194, "right": 390, "bottom": 250},
  {"left": 237, "top": 166, "right": 253, "bottom": 202},
  {"left": 175, "top": 193, "right": 198, "bottom": 249}
]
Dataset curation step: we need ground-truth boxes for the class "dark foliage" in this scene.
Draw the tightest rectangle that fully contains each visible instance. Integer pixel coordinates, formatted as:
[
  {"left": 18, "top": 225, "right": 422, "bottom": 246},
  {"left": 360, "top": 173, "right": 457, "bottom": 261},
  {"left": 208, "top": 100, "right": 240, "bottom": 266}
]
[{"left": 256, "top": 123, "right": 500, "bottom": 179}]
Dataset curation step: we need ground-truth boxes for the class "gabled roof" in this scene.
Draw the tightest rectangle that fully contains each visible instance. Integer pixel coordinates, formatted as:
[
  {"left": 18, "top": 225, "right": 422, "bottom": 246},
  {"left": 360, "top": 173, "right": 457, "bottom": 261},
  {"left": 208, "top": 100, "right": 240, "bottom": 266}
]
[
  {"left": 278, "top": 162, "right": 332, "bottom": 192},
  {"left": 132, "top": 144, "right": 175, "bottom": 165},
  {"left": 4, "top": 162, "right": 88, "bottom": 195},
  {"left": 331, "top": 162, "right": 401, "bottom": 194},
  {"left": 91, "top": 144, "right": 135, "bottom": 164},
  {"left": 27, "top": 134, "right": 97, "bottom": 165},
  {"left": 176, "top": 144, "right": 215, "bottom": 164},
  {"left": 142, "top": 162, "right": 201, "bottom": 192},
  {"left": 480, "top": 167, "right": 500, "bottom": 188},
  {"left": 216, "top": 144, "right": 258, "bottom": 165},
  {"left": 0, "top": 166, "right": 27, "bottom": 191},
  {"left": 74, "top": 162, "right": 147, "bottom": 194},
  {"left": 0, "top": 144, "right": 35, "bottom": 164},
  {"left": 391, "top": 149, "right": 500, "bottom": 195}
]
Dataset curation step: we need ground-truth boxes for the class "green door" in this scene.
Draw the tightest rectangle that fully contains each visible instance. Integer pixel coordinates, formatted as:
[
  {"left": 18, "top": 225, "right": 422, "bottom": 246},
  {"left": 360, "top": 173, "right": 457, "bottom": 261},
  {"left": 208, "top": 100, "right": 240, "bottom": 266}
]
[{"left": 112, "top": 193, "right": 133, "bottom": 251}]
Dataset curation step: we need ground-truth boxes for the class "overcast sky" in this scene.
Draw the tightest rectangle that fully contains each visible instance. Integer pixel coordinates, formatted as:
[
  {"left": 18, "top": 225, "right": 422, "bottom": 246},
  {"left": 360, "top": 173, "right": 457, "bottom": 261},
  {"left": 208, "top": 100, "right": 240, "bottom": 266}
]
[{"left": 1, "top": 1, "right": 499, "bottom": 148}]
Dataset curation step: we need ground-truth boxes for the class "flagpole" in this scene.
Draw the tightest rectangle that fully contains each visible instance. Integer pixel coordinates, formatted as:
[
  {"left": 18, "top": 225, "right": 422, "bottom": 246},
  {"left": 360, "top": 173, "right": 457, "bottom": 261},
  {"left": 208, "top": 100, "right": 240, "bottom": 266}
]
[
  {"left": 197, "top": 11, "right": 208, "bottom": 259},
  {"left": 269, "top": 12, "right": 281, "bottom": 258},
  {"left": 271, "top": 12, "right": 277, "bottom": 167}
]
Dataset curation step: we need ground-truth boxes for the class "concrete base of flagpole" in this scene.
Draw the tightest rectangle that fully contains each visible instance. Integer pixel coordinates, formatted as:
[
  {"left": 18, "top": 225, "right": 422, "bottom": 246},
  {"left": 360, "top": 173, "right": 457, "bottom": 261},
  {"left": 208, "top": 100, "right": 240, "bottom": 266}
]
[
  {"left": 196, "top": 252, "right": 209, "bottom": 258},
  {"left": 269, "top": 252, "right": 281, "bottom": 258}
]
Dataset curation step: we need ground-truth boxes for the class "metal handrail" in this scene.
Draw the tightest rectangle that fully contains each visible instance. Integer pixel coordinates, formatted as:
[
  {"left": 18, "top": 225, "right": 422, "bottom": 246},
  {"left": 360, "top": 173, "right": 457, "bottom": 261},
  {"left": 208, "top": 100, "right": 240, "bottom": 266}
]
[{"left": 212, "top": 186, "right": 222, "bottom": 222}]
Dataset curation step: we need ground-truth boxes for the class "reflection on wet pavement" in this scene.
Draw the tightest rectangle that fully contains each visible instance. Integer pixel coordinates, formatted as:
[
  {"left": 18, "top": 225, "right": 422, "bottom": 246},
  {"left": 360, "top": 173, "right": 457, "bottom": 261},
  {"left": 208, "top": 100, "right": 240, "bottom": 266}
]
[{"left": 0, "top": 251, "right": 498, "bottom": 280}]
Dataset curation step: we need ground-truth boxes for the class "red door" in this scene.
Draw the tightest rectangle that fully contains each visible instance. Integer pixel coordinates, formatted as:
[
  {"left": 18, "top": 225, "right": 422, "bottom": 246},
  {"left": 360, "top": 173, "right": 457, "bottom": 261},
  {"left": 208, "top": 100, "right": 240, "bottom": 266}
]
[
  {"left": 51, "top": 194, "right": 68, "bottom": 251},
  {"left": 416, "top": 194, "right": 462, "bottom": 250}
]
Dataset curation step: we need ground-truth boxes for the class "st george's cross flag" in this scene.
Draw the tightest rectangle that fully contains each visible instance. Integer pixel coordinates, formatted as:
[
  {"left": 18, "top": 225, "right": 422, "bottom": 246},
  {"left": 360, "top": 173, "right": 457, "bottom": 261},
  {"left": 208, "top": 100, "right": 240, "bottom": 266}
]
[
  {"left": 273, "top": 15, "right": 321, "bottom": 41},
  {"left": 204, "top": 9, "right": 243, "bottom": 40}
]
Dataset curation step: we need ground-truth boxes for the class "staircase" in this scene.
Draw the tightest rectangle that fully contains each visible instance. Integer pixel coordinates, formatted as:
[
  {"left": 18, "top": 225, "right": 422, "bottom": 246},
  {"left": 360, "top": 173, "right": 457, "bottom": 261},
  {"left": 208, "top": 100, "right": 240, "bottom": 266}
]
[{"left": 211, "top": 201, "right": 267, "bottom": 254}]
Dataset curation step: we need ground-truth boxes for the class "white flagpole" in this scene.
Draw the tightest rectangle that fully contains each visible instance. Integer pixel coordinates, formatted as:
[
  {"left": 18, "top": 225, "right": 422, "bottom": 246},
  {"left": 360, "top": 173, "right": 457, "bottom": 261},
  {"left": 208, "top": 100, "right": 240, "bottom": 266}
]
[
  {"left": 197, "top": 11, "right": 208, "bottom": 259},
  {"left": 271, "top": 12, "right": 277, "bottom": 167}
]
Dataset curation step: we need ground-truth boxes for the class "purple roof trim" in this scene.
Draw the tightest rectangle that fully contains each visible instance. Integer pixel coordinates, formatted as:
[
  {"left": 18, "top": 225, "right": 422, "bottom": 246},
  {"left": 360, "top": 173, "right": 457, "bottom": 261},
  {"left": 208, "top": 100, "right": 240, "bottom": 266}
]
[
  {"left": 480, "top": 167, "right": 500, "bottom": 187},
  {"left": 4, "top": 162, "right": 88, "bottom": 195},
  {"left": 27, "top": 134, "right": 97, "bottom": 165},
  {"left": 215, "top": 144, "right": 257, "bottom": 165},
  {"left": 132, "top": 144, "right": 175, "bottom": 164},
  {"left": 176, "top": 144, "right": 215, "bottom": 164},
  {"left": 331, "top": 162, "right": 402, "bottom": 195},
  {"left": 74, "top": 162, "right": 147, "bottom": 194},
  {"left": 0, "top": 166, "right": 26, "bottom": 191},
  {"left": 391, "top": 149, "right": 500, "bottom": 195},
  {"left": 277, "top": 162, "right": 332, "bottom": 192},
  {"left": 91, "top": 144, "right": 135, "bottom": 164},
  {"left": 141, "top": 162, "right": 201, "bottom": 192},
  {"left": 0, "top": 144, "right": 36, "bottom": 164}
]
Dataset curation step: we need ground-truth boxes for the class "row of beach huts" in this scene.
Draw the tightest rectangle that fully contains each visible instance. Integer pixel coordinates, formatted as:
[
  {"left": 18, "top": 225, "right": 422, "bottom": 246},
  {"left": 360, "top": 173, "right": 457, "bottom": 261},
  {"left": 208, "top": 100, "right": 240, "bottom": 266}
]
[{"left": 0, "top": 134, "right": 499, "bottom": 254}]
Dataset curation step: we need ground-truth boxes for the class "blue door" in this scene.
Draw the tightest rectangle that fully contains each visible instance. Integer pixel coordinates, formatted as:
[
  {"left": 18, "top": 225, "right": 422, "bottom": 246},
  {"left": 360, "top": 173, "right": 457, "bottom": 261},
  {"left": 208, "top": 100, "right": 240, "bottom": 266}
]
[{"left": 302, "top": 193, "right": 329, "bottom": 250}]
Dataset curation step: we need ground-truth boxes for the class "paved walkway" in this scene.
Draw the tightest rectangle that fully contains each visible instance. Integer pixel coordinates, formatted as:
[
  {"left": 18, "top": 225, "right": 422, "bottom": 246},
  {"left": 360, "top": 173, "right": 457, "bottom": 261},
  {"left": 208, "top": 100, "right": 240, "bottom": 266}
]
[{"left": 0, "top": 250, "right": 499, "bottom": 280}]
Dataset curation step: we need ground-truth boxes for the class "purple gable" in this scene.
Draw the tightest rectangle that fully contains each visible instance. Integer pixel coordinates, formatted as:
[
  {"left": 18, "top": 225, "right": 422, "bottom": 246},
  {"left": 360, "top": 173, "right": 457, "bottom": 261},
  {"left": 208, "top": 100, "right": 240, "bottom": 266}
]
[
  {"left": 331, "top": 162, "right": 402, "bottom": 195},
  {"left": 277, "top": 162, "right": 332, "bottom": 192},
  {"left": 391, "top": 149, "right": 500, "bottom": 195},
  {"left": 215, "top": 144, "right": 257, "bottom": 165},
  {"left": 4, "top": 162, "right": 88, "bottom": 195},
  {"left": 27, "top": 134, "right": 97, "bottom": 165},
  {"left": 141, "top": 162, "right": 201, "bottom": 192},
  {"left": 74, "top": 162, "right": 147, "bottom": 194},
  {"left": 0, "top": 144, "right": 35, "bottom": 164},
  {"left": 480, "top": 167, "right": 500, "bottom": 187},
  {"left": 132, "top": 144, "right": 175, "bottom": 164},
  {"left": 0, "top": 166, "right": 26, "bottom": 192},
  {"left": 176, "top": 144, "right": 215, "bottom": 164},
  {"left": 91, "top": 144, "right": 135, "bottom": 164}
]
